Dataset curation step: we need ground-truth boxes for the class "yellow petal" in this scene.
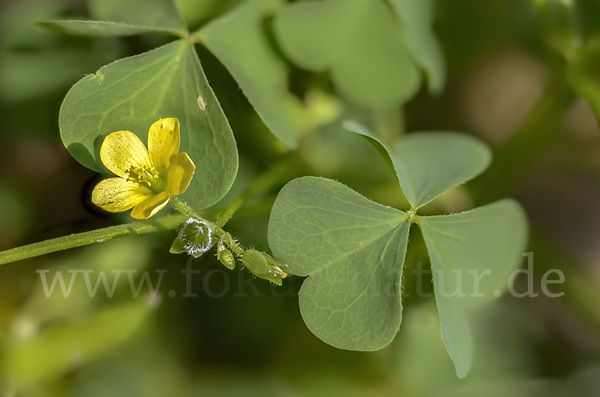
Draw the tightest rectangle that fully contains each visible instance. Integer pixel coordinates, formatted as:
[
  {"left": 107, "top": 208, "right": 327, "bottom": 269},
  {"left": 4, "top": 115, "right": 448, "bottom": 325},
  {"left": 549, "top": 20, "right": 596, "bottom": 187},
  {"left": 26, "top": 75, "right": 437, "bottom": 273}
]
[
  {"left": 130, "top": 191, "right": 171, "bottom": 219},
  {"left": 91, "top": 178, "right": 152, "bottom": 212},
  {"left": 167, "top": 152, "right": 196, "bottom": 196},
  {"left": 148, "top": 118, "right": 180, "bottom": 173},
  {"left": 100, "top": 131, "right": 151, "bottom": 178}
]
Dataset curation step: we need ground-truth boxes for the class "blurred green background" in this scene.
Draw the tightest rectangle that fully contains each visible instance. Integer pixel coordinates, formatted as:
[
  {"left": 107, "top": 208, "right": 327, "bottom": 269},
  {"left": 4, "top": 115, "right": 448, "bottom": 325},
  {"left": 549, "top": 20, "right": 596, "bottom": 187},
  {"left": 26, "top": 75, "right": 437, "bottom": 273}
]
[{"left": 1, "top": 0, "right": 600, "bottom": 396}]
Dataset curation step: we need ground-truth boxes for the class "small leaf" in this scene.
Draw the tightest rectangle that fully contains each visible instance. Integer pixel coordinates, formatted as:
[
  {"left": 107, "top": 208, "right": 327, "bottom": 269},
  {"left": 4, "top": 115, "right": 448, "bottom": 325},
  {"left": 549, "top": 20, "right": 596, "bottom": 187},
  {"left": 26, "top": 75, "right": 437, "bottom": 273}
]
[
  {"left": 388, "top": 0, "right": 446, "bottom": 94},
  {"left": 393, "top": 133, "right": 491, "bottom": 208},
  {"left": 273, "top": 0, "right": 420, "bottom": 108},
  {"left": 59, "top": 40, "right": 238, "bottom": 210},
  {"left": 40, "top": 20, "right": 181, "bottom": 37},
  {"left": 268, "top": 177, "right": 410, "bottom": 350},
  {"left": 89, "top": 0, "right": 186, "bottom": 33},
  {"left": 344, "top": 124, "right": 491, "bottom": 209},
  {"left": 200, "top": 0, "right": 306, "bottom": 149},
  {"left": 418, "top": 199, "right": 528, "bottom": 377}
]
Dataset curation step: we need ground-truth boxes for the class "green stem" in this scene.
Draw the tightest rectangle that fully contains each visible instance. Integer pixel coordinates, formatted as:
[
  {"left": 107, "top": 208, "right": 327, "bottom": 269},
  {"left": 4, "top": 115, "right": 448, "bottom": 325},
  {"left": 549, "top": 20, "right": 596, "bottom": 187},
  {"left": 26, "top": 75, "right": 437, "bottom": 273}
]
[
  {"left": 0, "top": 214, "right": 183, "bottom": 266},
  {"left": 170, "top": 197, "right": 197, "bottom": 219},
  {"left": 218, "top": 232, "right": 244, "bottom": 257}
]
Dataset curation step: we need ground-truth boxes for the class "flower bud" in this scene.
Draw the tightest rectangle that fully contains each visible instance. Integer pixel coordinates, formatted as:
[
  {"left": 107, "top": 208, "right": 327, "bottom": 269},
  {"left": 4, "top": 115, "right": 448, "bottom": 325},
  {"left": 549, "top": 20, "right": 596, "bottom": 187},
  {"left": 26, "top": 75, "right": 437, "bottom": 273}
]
[
  {"left": 218, "top": 248, "right": 236, "bottom": 270},
  {"left": 242, "top": 250, "right": 288, "bottom": 285},
  {"left": 170, "top": 218, "right": 213, "bottom": 258}
]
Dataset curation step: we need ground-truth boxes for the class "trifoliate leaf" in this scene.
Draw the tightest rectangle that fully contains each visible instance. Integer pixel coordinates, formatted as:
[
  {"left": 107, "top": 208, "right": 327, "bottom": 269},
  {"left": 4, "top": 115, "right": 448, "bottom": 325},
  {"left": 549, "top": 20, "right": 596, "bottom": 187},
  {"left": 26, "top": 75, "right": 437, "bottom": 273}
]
[{"left": 268, "top": 176, "right": 410, "bottom": 350}]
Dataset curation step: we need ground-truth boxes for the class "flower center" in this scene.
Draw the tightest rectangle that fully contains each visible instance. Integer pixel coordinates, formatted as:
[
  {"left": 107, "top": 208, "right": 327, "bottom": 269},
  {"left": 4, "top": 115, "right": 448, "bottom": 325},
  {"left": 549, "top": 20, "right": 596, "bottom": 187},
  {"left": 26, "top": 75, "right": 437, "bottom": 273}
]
[{"left": 127, "top": 166, "right": 167, "bottom": 193}]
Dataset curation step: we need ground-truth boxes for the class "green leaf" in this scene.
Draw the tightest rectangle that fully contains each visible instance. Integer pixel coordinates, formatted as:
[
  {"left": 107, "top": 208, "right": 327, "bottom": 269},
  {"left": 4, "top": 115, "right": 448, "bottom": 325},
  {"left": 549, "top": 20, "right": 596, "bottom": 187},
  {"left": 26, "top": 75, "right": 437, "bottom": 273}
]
[
  {"left": 388, "top": 0, "right": 446, "bottom": 94},
  {"left": 393, "top": 133, "right": 491, "bottom": 209},
  {"left": 59, "top": 40, "right": 238, "bottom": 210},
  {"left": 200, "top": 0, "right": 306, "bottom": 149},
  {"left": 40, "top": 20, "right": 181, "bottom": 37},
  {"left": 268, "top": 177, "right": 410, "bottom": 350},
  {"left": 6, "top": 299, "right": 156, "bottom": 383},
  {"left": 89, "top": 0, "right": 186, "bottom": 33},
  {"left": 274, "top": 0, "right": 420, "bottom": 108},
  {"left": 344, "top": 125, "right": 491, "bottom": 209},
  {"left": 418, "top": 199, "right": 528, "bottom": 377}
]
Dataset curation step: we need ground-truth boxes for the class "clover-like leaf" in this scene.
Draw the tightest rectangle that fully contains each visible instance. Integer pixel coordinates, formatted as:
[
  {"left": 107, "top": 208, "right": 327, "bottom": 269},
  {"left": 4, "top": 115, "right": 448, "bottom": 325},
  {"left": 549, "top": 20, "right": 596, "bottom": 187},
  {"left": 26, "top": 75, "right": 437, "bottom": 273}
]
[
  {"left": 268, "top": 177, "right": 410, "bottom": 350},
  {"left": 40, "top": 20, "right": 181, "bottom": 37},
  {"left": 345, "top": 124, "right": 491, "bottom": 209},
  {"left": 59, "top": 40, "right": 238, "bottom": 211},
  {"left": 388, "top": 0, "right": 446, "bottom": 94},
  {"left": 89, "top": 0, "right": 186, "bottom": 33},
  {"left": 418, "top": 199, "right": 528, "bottom": 377},
  {"left": 201, "top": 0, "right": 306, "bottom": 149},
  {"left": 274, "top": 0, "right": 420, "bottom": 108},
  {"left": 393, "top": 133, "right": 491, "bottom": 209}
]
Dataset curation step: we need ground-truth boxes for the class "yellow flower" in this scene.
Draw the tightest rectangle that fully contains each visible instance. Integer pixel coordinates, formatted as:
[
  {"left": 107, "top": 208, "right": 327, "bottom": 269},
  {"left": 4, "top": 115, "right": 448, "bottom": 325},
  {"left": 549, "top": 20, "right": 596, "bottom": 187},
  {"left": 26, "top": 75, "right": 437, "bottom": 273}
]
[{"left": 91, "top": 118, "right": 195, "bottom": 219}]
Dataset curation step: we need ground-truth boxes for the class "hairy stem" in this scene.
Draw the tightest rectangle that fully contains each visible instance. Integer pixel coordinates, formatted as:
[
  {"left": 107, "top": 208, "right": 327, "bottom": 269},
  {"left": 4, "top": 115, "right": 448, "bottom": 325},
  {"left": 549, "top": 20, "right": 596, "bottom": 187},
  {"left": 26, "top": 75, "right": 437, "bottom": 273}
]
[{"left": 0, "top": 214, "right": 183, "bottom": 266}]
